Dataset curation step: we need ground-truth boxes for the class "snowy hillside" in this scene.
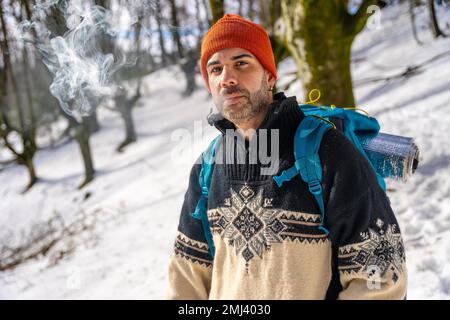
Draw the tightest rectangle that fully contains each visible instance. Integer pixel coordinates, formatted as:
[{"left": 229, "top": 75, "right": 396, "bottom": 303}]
[
  {"left": 351, "top": 5, "right": 450, "bottom": 299},
  {"left": 1, "top": 4, "right": 450, "bottom": 299}
]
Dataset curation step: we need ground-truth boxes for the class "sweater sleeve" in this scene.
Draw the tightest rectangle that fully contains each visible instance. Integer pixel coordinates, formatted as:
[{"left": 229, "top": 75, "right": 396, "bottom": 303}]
[
  {"left": 165, "top": 158, "right": 213, "bottom": 300},
  {"left": 320, "top": 129, "right": 407, "bottom": 300}
]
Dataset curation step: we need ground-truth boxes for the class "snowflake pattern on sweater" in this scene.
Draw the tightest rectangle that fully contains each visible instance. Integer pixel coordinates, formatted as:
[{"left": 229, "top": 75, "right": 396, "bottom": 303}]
[{"left": 208, "top": 184, "right": 328, "bottom": 271}]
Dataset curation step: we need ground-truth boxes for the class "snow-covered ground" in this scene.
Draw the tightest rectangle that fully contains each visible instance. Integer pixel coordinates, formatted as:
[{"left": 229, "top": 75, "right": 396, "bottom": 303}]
[
  {"left": 352, "top": 4, "right": 450, "bottom": 300},
  {"left": 1, "top": 4, "right": 450, "bottom": 299}
]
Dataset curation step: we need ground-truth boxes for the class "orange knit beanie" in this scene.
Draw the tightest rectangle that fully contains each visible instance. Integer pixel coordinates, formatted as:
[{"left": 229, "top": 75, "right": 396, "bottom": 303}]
[{"left": 200, "top": 14, "right": 277, "bottom": 91}]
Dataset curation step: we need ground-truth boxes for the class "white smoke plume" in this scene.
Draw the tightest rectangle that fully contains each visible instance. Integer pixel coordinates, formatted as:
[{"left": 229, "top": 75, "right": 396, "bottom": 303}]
[{"left": 17, "top": 0, "right": 145, "bottom": 120}]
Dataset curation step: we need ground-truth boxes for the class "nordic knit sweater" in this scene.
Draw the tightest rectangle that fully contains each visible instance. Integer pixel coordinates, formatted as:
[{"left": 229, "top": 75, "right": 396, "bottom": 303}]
[{"left": 166, "top": 92, "right": 407, "bottom": 300}]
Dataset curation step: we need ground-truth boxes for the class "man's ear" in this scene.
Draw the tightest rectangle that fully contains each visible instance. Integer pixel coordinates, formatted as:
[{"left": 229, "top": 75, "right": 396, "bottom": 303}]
[{"left": 266, "top": 70, "right": 276, "bottom": 89}]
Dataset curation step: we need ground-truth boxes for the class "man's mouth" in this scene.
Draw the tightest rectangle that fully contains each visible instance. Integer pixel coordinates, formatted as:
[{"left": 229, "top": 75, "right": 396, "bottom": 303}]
[{"left": 223, "top": 94, "right": 245, "bottom": 105}]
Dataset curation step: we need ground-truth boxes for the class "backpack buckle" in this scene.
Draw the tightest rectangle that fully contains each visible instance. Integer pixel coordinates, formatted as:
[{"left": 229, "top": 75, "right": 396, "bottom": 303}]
[
  {"left": 308, "top": 179, "right": 322, "bottom": 195},
  {"left": 201, "top": 187, "right": 209, "bottom": 196},
  {"left": 273, "top": 166, "right": 299, "bottom": 187}
]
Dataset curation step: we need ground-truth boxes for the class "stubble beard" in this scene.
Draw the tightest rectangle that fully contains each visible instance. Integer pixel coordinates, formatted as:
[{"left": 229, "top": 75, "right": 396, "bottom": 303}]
[{"left": 218, "top": 76, "right": 271, "bottom": 126}]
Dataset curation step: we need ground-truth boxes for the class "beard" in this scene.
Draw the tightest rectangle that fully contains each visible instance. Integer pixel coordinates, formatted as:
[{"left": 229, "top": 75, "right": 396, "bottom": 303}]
[{"left": 217, "top": 75, "right": 271, "bottom": 125}]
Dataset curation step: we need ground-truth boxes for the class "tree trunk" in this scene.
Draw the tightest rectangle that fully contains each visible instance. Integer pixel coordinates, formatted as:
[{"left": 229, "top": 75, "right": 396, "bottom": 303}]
[
  {"left": 428, "top": 0, "right": 446, "bottom": 38},
  {"left": 41, "top": 4, "right": 98, "bottom": 188},
  {"left": 238, "top": 0, "right": 243, "bottom": 16},
  {"left": 0, "top": 2, "right": 39, "bottom": 191},
  {"left": 87, "top": 110, "right": 100, "bottom": 133},
  {"left": 278, "top": 0, "right": 377, "bottom": 106},
  {"left": 146, "top": 14, "right": 156, "bottom": 69},
  {"left": 23, "top": 157, "right": 38, "bottom": 191},
  {"left": 115, "top": 88, "right": 140, "bottom": 152},
  {"left": 195, "top": 0, "right": 206, "bottom": 45},
  {"left": 248, "top": 0, "right": 255, "bottom": 21},
  {"left": 22, "top": 47, "right": 37, "bottom": 138},
  {"left": 209, "top": 0, "right": 224, "bottom": 25},
  {"left": 409, "top": 0, "right": 423, "bottom": 45},
  {"left": 94, "top": 0, "right": 109, "bottom": 7},
  {"left": 181, "top": 49, "right": 198, "bottom": 97},
  {"left": 123, "top": 106, "right": 137, "bottom": 144},
  {"left": 155, "top": 0, "right": 168, "bottom": 66},
  {"left": 112, "top": 7, "right": 143, "bottom": 153},
  {"left": 168, "top": 0, "right": 185, "bottom": 60},
  {"left": 75, "top": 119, "right": 95, "bottom": 189},
  {"left": 202, "top": 0, "right": 212, "bottom": 25},
  {"left": 117, "top": 103, "right": 137, "bottom": 152}
]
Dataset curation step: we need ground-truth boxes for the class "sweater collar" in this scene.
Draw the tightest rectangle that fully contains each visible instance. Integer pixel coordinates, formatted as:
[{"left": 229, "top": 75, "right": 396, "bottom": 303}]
[{"left": 207, "top": 92, "right": 305, "bottom": 182}]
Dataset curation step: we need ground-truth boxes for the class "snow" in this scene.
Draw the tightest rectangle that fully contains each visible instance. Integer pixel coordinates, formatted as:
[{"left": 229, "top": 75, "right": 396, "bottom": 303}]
[
  {"left": 352, "top": 4, "right": 450, "bottom": 300},
  {"left": 1, "top": 3, "right": 450, "bottom": 299}
]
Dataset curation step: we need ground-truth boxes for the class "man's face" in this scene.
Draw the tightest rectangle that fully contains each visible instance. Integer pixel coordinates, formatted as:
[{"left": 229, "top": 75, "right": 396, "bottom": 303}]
[{"left": 206, "top": 48, "right": 276, "bottom": 125}]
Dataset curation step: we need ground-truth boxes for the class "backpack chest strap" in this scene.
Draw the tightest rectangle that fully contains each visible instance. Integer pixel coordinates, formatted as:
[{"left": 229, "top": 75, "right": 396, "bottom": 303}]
[{"left": 273, "top": 116, "right": 332, "bottom": 235}]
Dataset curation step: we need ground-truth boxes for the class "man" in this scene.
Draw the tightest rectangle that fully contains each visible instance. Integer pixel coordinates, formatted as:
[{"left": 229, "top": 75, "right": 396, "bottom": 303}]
[{"left": 166, "top": 14, "right": 407, "bottom": 300}]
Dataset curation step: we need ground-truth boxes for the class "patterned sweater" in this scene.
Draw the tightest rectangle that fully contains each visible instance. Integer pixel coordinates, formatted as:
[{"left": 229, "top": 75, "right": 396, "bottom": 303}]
[{"left": 166, "top": 92, "right": 407, "bottom": 300}]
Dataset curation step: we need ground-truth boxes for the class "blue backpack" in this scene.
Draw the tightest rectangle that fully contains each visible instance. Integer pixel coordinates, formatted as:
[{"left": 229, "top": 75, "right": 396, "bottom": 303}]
[{"left": 191, "top": 103, "right": 385, "bottom": 258}]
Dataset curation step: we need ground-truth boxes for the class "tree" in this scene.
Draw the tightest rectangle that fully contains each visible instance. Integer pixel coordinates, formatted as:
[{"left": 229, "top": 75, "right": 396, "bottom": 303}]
[
  {"left": 409, "top": 0, "right": 423, "bottom": 45},
  {"left": 238, "top": 0, "right": 243, "bottom": 16},
  {"left": 248, "top": 0, "right": 255, "bottom": 21},
  {"left": 428, "top": 0, "right": 447, "bottom": 38},
  {"left": 202, "top": 0, "right": 212, "bottom": 25},
  {"left": 0, "top": 0, "right": 39, "bottom": 191},
  {"left": 113, "top": 8, "right": 143, "bottom": 152},
  {"left": 39, "top": 1, "right": 97, "bottom": 188},
  {"left": 209, "top": 0, "right": 224, "bottom": 24},
  {"left": 179, "top": 0, "right": 210, "bottom": 97},
  {"left": 180, "top": 48, "right": 199, "bottom": 97},
  {"left": 277, "top": 0, "right": 378, "bottom": 106},
  {"left": 194, "top": 0, "right": 207, "bottom": 44},
  {"left": 155, "top": 0, "right": 168, "bottom": 66},
  {"left": 168, "top": 0, "right": 185, "bottom": 60}
]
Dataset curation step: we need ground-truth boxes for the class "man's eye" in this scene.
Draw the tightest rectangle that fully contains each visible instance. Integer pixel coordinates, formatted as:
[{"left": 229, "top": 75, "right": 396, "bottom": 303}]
[
  {"left": 210, "top": 66, "right": 222, "bottom": 74},
  {"left": 236, "top": 61, "right": 247, "bottom": 67}
]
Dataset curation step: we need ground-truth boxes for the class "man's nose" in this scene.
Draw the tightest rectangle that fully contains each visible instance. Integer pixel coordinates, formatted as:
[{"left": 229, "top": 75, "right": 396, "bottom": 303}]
[{"left": 220, "top": 66, "right": 238, "bottom": 88}]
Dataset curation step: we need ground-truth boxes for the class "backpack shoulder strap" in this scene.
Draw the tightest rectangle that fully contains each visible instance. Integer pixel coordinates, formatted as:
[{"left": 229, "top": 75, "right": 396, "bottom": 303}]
[
  {"left": 191, "top": 134, "right": 222, "bottom": 258},
  {"left": 273, "top": 115, "right": 332, "bottom": 235}
]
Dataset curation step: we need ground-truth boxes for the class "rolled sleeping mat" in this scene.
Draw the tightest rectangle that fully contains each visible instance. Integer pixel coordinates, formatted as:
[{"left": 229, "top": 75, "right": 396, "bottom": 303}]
[{"left": 359, "top": 132, "right": 420, "bottom": 182}]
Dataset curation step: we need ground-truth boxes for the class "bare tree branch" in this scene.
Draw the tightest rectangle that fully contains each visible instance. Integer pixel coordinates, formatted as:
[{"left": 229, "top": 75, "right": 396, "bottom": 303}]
[{"left": 354, "top": 50, "right": 450, "bottom": 86}]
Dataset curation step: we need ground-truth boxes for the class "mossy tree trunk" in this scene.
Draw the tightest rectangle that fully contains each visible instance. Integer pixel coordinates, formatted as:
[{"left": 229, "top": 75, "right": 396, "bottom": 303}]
[
  {"left": 277, "top": 0, "right": 377, "bottom": 106},
  {"left": 209, "top": 0, "right": 224, "bottom": 25}
]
